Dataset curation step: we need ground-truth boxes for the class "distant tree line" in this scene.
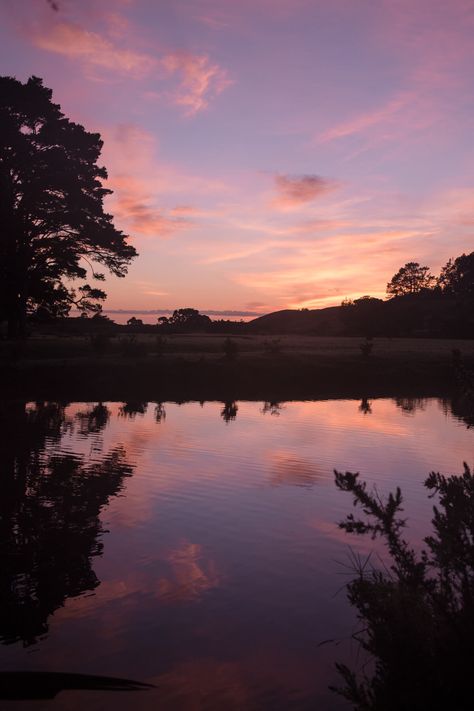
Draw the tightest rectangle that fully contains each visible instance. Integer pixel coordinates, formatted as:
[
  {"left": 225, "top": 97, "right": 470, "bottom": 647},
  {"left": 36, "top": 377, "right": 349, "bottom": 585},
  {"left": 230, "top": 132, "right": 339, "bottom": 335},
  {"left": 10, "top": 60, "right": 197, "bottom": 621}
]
[{"left": 341, "top": 251, "right": 474, "bottom": 338}]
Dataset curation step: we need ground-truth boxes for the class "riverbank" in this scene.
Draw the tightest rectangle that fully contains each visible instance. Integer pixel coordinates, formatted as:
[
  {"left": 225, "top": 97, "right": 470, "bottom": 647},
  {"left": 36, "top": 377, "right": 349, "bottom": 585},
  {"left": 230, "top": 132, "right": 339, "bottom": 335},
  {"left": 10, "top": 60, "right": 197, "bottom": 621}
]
[{"left": 1, "top": 335, "right": 473, "bottom": 400}]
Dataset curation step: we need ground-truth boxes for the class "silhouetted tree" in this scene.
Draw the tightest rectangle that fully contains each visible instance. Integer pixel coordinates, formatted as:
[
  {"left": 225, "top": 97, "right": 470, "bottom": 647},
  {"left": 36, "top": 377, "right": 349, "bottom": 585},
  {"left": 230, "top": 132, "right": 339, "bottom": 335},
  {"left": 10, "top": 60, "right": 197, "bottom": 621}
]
[
  {"left": 157, "top": 308, "right": 211, "bottom": 332},
  {"left": 386, "top": 262, "right": 435, "bottom": 297},
  {"left": 126, "top": 316, "right": 144, "bottom": 327},
  {"left": 438, "top": 252, "right": 474, "bottom": 299},
  {"left": 340, "top": 297, "right": 385, "bottom": 337},
  {"left": 0, "top": 76, "right": 137, "bottom": 336},
  {"left": 332, "top": 465, "right": 474, "bottom": 710}
]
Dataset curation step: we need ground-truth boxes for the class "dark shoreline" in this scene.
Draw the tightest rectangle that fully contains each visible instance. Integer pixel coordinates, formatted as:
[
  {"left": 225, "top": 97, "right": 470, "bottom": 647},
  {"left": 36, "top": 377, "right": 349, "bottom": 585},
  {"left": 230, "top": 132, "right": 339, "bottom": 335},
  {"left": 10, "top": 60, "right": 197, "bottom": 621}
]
[{"left": 0, "top": 352, "right": 468, "bottom": 401}]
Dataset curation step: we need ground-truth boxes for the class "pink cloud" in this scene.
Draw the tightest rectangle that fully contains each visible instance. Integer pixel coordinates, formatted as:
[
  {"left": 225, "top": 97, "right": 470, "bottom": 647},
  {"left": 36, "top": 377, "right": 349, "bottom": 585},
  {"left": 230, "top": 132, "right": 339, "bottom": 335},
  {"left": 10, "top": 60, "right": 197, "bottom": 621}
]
[
  {"left": 111, "top": 175, "right": 193, "bottom": 238},
  {"left": 33, "top": 20, "right": 156, "bottom": 77},
  {"left": 161, "top": 51, "right": 232, "bottom": 116},
  {"left": 272, "top": 174, "right": 339, "bottom": 209},
  {"left": 21, "top": 5, "right": 231, "bottom": 114},
  {"left": 319, "top": 92, "right": 413, "bottom": 143},
  {"left": 99, "top": 123, "right": 231, "bottom": 241}
]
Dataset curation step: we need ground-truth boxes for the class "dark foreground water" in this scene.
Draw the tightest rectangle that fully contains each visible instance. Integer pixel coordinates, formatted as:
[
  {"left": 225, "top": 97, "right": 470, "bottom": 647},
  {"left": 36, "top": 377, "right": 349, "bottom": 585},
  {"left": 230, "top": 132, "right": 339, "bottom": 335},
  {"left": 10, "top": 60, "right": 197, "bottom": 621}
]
[{"left": 0, "top": 397, "right": 473, "bottom": 710}]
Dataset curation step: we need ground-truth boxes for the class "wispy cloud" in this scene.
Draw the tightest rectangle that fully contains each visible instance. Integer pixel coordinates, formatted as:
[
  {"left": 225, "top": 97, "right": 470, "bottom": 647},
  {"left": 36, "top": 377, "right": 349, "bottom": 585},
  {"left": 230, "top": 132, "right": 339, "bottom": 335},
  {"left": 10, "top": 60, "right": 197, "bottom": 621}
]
[
  {"left": 111, "top": 176, "right": 193, "bottom": 237},
  {"left": 24, "top": 6, "right": 231, "bottom": 114},
  {"left": 318, "top": 92, "right": 413, "bottom": 144},
  {"left": 33, "top": 21, "right": 155, "bottom": 77},
  {"left": 161, "top": 51, "right": 232, "bottom": 116},
  {"left": 100, "top": 122, "right": 231, "bottom": 240}
]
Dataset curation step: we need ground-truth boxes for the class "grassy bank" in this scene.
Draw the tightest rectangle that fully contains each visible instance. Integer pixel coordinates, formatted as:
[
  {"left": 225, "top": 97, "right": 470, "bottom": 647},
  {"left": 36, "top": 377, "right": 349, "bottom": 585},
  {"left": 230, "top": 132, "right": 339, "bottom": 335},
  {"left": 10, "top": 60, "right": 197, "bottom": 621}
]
[{"left": 1, "top": 335, "right": 473, "bottom": 401}]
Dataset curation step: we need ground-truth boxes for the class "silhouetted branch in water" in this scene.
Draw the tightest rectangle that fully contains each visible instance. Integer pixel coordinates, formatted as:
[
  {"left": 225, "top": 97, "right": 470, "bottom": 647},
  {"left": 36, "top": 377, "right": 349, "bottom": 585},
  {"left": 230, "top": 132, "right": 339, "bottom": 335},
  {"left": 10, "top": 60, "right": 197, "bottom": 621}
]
[
  {"left": 0, "top": 672, "right": 154, "bottom": 699},
  {"left": 332, "top": 464, "right": 474, "bottom": 710}
]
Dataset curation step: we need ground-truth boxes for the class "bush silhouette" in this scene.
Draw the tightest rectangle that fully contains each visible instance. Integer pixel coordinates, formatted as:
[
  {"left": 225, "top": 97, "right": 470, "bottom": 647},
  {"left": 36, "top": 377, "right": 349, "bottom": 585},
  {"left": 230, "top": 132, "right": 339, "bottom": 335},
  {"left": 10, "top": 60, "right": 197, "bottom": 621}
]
[{"left": 332, "top": 464, "right": 474, "bottom": 710}]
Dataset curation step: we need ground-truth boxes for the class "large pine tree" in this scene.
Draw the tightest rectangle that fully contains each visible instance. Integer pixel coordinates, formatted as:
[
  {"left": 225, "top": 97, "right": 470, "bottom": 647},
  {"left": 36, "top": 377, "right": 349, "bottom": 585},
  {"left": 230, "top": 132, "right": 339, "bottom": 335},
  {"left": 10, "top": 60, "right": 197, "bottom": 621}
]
[{"left": 0, "top": 76, "right": 137, "bottom": 336}]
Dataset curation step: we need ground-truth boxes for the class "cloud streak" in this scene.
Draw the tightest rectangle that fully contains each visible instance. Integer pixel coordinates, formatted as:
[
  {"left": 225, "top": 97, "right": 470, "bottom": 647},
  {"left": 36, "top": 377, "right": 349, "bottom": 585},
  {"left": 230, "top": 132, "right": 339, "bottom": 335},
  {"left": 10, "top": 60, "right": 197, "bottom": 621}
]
[
  {"left": 25, "top": 7, "right": 231, "bottom": 114},
  {"left": 33, "top": 21, "right": 155, "bottom": 77}
]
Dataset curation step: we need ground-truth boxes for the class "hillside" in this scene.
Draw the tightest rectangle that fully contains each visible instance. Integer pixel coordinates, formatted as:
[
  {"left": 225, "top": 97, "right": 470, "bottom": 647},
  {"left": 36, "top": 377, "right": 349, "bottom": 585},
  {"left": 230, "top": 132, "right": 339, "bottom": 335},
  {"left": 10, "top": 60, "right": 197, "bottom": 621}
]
[{"left": 246, "top": 306, "right": 343, "bottom": 334}]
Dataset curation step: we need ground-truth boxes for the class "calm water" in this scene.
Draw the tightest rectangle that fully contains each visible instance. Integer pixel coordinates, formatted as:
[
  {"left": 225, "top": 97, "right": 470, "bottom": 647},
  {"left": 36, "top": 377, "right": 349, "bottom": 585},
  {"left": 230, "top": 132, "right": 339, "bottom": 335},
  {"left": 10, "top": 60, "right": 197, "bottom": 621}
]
[{"left": 0, "top": 397, "right": 473, "bottom": 709}]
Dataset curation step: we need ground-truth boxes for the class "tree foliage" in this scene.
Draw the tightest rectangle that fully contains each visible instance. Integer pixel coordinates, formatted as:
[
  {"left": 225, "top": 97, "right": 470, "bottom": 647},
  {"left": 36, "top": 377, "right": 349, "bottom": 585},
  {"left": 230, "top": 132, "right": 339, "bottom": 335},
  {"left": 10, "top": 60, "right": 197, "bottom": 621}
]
[
  {"left": 332, "top": 464, "right": 474, "bottom": 710},
  {"left": 0, "top": 75, "right": 137, "bottom": 335},
  {"left": 386, "top": 262, "right": 435, "bottom": 297},
  {"left": 158, "top": 308, "right": 211, "bottom": 332},
  {"left": 438, "top": 252, "right": 474, "bottom": 299}
]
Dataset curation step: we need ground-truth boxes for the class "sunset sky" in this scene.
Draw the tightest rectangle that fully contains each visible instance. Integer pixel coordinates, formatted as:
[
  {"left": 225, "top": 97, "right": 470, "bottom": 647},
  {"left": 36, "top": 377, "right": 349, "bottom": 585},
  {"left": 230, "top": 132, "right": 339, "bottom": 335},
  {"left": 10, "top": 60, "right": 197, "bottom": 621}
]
[{"left": 2, "top": 0, "right": 474, "bottom": 317}]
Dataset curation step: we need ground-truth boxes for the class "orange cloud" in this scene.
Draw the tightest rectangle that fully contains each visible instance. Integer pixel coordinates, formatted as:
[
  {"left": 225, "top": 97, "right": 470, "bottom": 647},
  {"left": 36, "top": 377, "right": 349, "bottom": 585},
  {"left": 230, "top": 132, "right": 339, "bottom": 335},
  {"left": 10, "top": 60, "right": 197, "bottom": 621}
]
[{"left": 272, "top": 174, "right": 339, "bottom": 209}]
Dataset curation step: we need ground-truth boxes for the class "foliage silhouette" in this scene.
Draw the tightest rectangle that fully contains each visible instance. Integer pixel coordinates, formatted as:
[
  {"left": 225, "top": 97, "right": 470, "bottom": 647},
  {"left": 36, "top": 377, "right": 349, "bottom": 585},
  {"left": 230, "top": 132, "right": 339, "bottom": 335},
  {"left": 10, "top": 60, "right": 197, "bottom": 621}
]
[
  {"left": 119, "top": 401, "right": 148, "bottom": 418},
  {"left": 126, "top": 316, "right": 144, "bottom": 327},
  {"left": 386, "top": 262, "right": 435, "bottom": 297},
  {"left": 0, "top": 75, "right": 136, "bottom": 336},
  {"left": 0, "top": 401, "right": 133, "bottom": 646},
  {"left": 438, "top": 252, "right": 474, "bottom": 298},
  {"left": 158, "top": 308, "right": 211, "bottom": 332},
  {"left": 261, "top": 401, "right": 284, "bottom": 416},
  {"left": 221, "top": 400, "right": 238, "bottom": 422},
  {"left": 358, "top": 397, "right": 372, "bottom": 414},
  {"left": 332, "top": 465, "right": 474, "bottom": 710}
]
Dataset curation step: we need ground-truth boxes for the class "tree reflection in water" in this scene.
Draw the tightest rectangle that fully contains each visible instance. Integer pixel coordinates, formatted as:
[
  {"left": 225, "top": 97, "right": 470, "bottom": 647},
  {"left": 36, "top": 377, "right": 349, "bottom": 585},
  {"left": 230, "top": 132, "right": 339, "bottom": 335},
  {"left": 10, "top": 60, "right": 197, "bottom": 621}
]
[
  {"left": 0, "top": 401, "right": 133, "bottom": 646},
  {"left": 221, "top": 401, "right": 238, "bottom": 423}
]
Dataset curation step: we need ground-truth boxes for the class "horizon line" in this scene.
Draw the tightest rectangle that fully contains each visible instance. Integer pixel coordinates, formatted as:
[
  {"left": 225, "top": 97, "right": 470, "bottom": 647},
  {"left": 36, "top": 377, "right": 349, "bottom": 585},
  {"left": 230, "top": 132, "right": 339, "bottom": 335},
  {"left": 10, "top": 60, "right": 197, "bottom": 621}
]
[{"left": 103, "top": 308, "right": 265, "bottom": 317}]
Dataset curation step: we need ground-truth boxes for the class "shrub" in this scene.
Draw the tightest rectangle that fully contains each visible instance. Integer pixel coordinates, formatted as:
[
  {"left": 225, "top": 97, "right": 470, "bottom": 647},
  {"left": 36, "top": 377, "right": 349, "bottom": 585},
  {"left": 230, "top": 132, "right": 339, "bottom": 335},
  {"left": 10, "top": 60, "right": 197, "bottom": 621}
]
[{"left": 332, "top": 464, "right": 474, "bottom": 710}]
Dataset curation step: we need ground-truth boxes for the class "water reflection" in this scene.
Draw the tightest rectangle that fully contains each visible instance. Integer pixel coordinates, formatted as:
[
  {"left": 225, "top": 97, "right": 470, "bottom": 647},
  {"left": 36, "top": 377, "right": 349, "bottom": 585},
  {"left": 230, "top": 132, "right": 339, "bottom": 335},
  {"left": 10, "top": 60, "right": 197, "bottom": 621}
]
[
  {"left": 358, "top": 397, "right": 372, "bottom": 415},
  {"left": 119, "top": 401, "right": 148, "bottom": 418},
  {"left": 261, "top": 401, "right": 284, "bottom": 416},
  {"left": 76, "top": 402, "right": 110, "bottom": 435},
  {"left": 394, "top": 396, "right": 427, "bottom": 414},
  {"left": 0, "top": 402, "right": 133, "bottom": 646},
  {"left": 221, "top": 400, "right": 238, "bottom": 423},
  {"left": 0, "top": 395, "right": 473, "bottom": 710}
]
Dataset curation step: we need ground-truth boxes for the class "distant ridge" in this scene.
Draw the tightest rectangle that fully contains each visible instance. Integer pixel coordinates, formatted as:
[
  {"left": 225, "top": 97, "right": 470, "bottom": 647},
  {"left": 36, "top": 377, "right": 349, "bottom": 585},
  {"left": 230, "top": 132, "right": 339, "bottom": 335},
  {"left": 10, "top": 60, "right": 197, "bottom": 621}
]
[{"left": 247, "top": 306, "right": 343, "bottom": 334}]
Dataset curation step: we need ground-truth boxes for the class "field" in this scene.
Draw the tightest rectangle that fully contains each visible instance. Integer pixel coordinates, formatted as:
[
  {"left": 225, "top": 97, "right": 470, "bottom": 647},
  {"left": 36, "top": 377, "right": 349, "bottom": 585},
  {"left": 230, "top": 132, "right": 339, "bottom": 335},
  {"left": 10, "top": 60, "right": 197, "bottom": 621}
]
[
  {"left": 1, "top": 332, "right": 474, "bottom": 361},
  {"left": 1, "top": 334, "right": 473, "bottom": 402}
]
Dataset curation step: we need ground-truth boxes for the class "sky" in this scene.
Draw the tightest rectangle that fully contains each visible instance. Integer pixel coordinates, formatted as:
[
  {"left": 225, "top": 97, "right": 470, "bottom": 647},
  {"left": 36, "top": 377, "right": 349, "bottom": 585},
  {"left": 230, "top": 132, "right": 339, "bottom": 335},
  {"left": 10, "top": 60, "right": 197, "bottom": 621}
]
[{"left": 2, "top": 0, "right": 474, "bottom": 317}]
